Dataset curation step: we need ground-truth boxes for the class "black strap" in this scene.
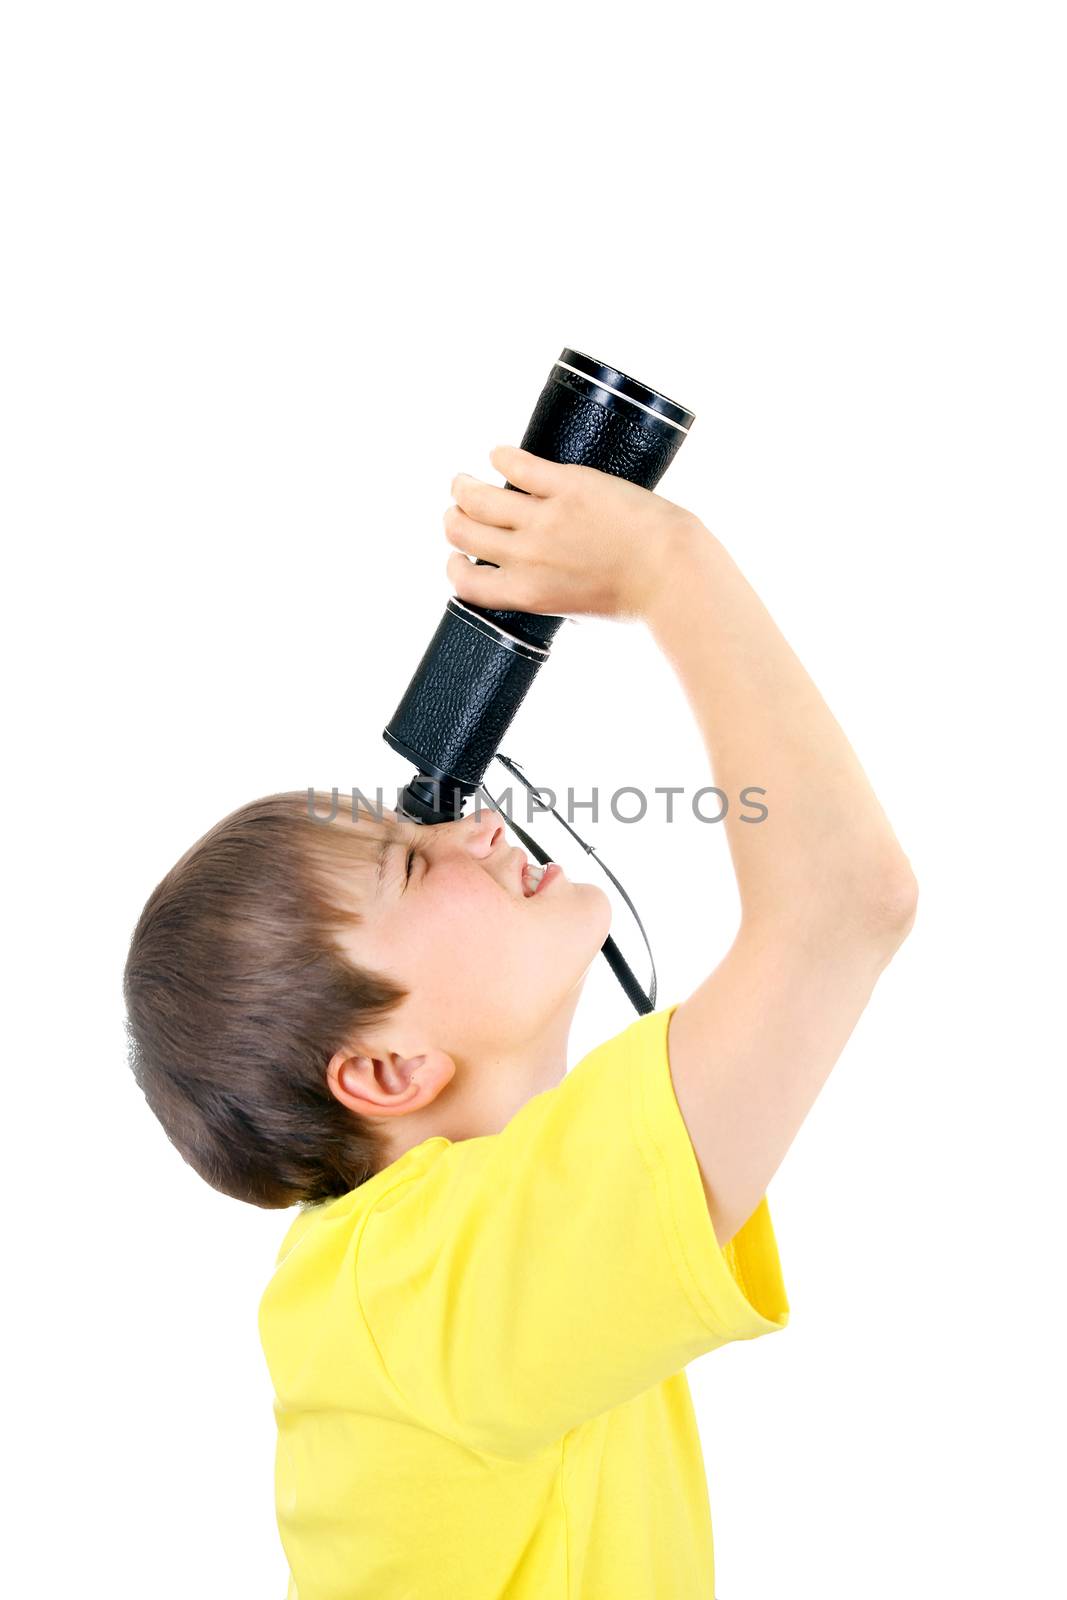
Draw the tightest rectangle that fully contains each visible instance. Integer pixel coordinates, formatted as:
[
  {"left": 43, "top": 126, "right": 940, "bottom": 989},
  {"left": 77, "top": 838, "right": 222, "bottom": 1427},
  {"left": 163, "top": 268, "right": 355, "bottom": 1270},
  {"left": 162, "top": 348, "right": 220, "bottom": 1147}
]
[{"left": 476, "top": 752, "right": 657, "bottom": 1017}]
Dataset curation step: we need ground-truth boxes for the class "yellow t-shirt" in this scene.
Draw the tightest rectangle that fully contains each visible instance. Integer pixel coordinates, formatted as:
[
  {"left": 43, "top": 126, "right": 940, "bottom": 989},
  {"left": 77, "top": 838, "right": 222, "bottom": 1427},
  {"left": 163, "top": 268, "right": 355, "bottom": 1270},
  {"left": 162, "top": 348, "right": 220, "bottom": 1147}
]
[{"left": 257, "top": 1002, "right": 790, "bottom": 1599}]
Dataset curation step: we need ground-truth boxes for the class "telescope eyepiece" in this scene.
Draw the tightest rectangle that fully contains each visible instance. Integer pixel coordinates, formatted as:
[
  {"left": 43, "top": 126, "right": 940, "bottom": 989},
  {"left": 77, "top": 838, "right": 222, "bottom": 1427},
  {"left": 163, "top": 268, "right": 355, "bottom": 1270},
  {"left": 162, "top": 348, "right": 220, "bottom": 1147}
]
[{"left": 398, "top": 773, "right": 470, "bottom": 825}]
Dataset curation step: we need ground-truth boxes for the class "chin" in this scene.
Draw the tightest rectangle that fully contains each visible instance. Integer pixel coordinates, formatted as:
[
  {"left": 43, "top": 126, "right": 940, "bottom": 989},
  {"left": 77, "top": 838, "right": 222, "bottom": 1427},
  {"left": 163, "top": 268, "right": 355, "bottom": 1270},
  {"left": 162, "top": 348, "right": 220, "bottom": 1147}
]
[{"left": 576, "top": 882, "right": 613, "bottom": 944}]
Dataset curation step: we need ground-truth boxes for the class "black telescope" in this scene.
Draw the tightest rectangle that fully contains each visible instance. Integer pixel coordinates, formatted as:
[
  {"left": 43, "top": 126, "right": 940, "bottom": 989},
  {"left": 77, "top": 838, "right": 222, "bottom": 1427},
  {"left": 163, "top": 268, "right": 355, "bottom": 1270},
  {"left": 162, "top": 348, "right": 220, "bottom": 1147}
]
[{"left": 384, "top": 348, "right": 695, "bottom": 825}]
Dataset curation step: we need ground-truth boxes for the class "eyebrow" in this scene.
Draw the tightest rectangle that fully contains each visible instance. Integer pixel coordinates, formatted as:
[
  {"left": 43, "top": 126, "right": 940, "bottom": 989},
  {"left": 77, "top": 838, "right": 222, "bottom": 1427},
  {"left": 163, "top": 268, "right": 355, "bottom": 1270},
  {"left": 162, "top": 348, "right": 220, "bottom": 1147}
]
[{"left": 375, "top": 819, "right": 415, "bottom": 896}]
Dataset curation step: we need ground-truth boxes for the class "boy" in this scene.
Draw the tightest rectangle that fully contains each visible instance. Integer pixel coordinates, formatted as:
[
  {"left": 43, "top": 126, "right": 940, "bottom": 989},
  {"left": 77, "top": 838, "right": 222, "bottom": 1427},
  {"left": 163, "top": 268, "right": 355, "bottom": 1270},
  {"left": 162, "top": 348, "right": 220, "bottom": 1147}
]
[{"left": 123, "top": 445, "right": 917, "bottom": 1597}]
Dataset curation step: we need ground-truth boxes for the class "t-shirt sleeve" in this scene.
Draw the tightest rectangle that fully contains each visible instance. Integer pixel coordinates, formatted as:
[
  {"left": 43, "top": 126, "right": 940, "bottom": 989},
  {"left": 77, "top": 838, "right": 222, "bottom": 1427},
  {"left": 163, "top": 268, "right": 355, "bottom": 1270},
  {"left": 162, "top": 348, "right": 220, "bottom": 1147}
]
[{"left": 355, "top": 1001, "right": 790, "bottom": 1461}]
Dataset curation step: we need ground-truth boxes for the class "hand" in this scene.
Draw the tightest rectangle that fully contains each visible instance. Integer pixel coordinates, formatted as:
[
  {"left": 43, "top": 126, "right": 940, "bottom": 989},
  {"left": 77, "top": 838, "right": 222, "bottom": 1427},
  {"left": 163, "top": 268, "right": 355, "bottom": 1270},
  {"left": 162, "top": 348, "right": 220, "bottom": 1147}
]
[{"left": 442, "top": 445, "right": 700, "bottom": 622}]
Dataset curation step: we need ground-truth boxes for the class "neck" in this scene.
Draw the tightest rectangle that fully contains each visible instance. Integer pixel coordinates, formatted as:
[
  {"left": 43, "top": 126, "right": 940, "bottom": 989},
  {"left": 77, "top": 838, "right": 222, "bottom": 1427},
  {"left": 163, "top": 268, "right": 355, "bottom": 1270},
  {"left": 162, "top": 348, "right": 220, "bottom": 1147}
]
[{"left": 382, "top": 985, "right": 584, "bottom": 1164}]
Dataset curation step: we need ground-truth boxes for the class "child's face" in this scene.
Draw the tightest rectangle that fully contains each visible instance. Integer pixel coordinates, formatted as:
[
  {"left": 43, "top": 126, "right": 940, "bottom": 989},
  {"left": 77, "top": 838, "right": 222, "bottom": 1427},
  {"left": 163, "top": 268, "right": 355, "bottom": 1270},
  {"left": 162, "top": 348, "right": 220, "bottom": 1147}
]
[{"left": 333, "top": 805, "right": 612, "bottom": 1057}]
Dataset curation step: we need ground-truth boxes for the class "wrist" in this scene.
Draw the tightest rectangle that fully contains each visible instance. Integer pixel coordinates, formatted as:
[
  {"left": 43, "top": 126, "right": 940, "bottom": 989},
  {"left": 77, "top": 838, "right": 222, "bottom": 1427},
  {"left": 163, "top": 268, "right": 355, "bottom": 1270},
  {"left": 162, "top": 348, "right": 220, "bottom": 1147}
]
[{"left": 640, "top": 513, "right": 722, "bottom": 628}]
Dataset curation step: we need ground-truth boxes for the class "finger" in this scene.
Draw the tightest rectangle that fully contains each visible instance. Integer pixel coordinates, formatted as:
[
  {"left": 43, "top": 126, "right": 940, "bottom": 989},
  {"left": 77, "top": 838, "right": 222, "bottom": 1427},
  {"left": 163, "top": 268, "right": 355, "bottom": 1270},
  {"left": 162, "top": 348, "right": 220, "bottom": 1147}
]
[
  {"left": 450, "top": 473, "right": 531, "bottom": 530},
  {"left": 442, "top": 504, "right": 516, "bottom": 565},
  {"left": 488, "top": 444, "right": 566, "bottom": 498},
  {"left": 446, "top": 549, "right": 527, "bottom": 610}
]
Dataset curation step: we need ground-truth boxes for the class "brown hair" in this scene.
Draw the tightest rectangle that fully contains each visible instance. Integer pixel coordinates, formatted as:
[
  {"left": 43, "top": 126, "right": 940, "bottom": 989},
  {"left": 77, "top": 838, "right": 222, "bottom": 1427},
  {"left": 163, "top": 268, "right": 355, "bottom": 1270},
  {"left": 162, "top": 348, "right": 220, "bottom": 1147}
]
[{"left": 122, "top": 790, "right": 408, "bottom": 1209}]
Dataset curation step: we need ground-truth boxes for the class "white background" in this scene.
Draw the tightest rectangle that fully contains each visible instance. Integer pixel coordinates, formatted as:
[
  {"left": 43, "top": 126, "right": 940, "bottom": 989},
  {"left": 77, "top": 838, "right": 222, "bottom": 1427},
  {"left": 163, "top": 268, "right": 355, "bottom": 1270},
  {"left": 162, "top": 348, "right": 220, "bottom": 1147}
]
[{"left": 4, "top": 3, "right": 1064, "bottom": 1595}]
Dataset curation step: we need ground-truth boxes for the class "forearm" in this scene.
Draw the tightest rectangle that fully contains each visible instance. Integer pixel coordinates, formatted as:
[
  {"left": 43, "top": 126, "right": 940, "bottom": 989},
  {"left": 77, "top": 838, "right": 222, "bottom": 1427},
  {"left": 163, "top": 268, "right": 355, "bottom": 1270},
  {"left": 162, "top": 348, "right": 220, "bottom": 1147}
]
[{"left": 646, "top": 518, "right": 917, "bottom": 940}]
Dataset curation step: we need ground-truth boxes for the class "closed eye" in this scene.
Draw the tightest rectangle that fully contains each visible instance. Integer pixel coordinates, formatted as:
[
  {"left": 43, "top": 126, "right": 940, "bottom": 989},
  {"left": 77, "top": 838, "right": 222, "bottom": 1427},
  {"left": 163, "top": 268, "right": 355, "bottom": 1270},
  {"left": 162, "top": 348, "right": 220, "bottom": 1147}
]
[{"left": 405, "top": 845, "right": 417, "bottom": 882}]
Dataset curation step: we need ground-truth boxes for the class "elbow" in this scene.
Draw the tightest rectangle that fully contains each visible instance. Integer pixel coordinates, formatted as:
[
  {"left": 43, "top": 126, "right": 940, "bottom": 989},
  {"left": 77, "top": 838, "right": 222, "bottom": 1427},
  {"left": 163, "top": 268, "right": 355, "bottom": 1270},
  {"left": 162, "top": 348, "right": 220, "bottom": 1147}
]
[
  {"left": 861, "top": 856, "right": 919, "bottom": 949},
  {"left": 744, "top": 855, "right": 919, "bottom": 957}
]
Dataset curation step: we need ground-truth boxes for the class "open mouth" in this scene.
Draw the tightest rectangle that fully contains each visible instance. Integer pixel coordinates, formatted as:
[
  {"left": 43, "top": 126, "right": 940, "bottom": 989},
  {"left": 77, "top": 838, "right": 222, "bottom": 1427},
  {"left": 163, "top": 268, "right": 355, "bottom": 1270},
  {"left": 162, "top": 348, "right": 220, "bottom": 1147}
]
[{"left": 522, "top": 861, "right": 563, "bottom": 897}]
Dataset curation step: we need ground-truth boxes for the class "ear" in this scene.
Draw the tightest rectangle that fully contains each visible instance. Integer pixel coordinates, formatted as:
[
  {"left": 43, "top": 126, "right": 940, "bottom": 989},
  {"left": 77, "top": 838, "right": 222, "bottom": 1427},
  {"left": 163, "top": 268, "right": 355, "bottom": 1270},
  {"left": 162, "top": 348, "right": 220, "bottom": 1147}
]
[{"left": 326, "top": 1042, "right": 456, "bottom": 1120}]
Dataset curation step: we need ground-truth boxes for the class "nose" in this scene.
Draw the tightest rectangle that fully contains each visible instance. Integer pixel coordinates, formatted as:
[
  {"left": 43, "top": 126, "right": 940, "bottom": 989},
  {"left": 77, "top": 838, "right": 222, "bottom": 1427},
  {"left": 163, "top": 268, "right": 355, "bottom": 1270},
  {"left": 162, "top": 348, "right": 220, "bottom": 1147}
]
[{"left": 454, "top": 809, "right": 506, "bottom": 857}]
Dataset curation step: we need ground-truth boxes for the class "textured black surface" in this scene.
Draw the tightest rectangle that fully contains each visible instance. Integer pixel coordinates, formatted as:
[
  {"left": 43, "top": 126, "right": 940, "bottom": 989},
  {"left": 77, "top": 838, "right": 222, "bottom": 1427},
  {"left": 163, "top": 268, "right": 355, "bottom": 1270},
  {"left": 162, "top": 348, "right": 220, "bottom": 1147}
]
[{"left": 385, "top": 606, "right": 541, "bottom": 788}]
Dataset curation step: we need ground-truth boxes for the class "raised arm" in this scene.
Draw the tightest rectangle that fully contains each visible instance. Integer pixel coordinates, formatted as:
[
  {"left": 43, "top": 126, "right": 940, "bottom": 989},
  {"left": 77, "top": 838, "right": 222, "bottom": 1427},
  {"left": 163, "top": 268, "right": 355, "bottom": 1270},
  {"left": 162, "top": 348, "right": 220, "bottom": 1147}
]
[
  {"left": 444, "top": 446, "right": 918, "bottom": 1248},
  {"left": 644, "top": 521, "right": 918, "bottom": 1243}
]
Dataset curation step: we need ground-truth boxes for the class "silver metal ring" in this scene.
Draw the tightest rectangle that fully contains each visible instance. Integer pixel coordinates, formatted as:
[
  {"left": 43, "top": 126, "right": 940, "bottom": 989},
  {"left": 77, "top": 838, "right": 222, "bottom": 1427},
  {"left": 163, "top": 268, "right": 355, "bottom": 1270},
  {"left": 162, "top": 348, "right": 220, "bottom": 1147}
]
[
  {"left": 553, "top": 360, "right": 690, "bottom": 433},
  {"left": 447, "top": 597, "right": 552, "bottom": 660}
]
